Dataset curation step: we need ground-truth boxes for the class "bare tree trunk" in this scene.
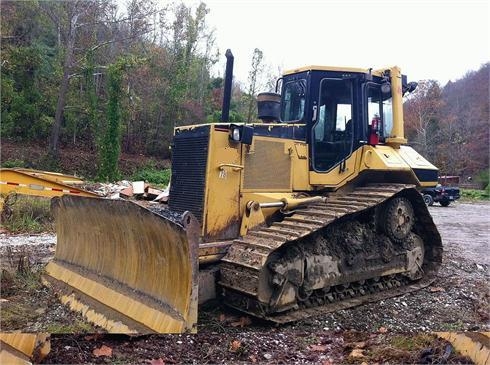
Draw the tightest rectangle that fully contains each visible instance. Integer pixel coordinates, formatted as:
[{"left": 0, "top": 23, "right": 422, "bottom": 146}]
[{"left": 49, "top": 14, "right": 78, "bottom": 157}]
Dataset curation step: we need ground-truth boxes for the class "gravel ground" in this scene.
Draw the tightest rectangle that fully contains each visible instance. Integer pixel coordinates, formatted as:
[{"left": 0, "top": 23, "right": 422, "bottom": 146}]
[{"left": 1, "top": 200, "right": 488, "bottom": 364}]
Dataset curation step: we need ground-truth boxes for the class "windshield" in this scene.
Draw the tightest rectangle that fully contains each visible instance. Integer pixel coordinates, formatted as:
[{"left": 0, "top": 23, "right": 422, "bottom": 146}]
[{"left": 281, "top": 79, "right": 306, "bottom": 122}]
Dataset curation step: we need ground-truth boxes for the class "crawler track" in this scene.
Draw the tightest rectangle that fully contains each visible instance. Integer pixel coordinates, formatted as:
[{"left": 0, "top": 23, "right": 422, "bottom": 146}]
[{"left": 219, "top": 184, "right": 442, "bottom": 323}]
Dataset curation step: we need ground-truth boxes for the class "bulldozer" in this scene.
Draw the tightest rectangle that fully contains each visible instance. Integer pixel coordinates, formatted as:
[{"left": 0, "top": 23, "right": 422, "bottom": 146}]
[{"left": 43, "top": 50, "right": 442, "bottom": 333}]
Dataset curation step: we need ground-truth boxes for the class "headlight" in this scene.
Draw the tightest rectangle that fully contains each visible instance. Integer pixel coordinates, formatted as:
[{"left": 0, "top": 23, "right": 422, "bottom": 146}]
[{"left": 232, "top": 128, "right": 241, "bottom": 141}]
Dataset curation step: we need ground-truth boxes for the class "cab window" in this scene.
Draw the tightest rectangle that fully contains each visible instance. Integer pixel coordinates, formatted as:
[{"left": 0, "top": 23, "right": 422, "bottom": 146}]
[
  {"left": 366, "top": 85, "right": 393, "bottom": 139},
  {"left": 281, "top": 79, "right": 306, "bottom": 122}
]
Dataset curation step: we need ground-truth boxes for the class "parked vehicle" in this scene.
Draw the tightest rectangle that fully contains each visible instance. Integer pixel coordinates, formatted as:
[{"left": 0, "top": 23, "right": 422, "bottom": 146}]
[{"left": 421, "top": 183, "right": 461, "bottom": 206}]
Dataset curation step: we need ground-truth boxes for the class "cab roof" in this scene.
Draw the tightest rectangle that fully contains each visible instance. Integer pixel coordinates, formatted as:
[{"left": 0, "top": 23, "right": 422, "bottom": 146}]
[{"left": 283, "top": 65, "right": 385, "bottom": 77}]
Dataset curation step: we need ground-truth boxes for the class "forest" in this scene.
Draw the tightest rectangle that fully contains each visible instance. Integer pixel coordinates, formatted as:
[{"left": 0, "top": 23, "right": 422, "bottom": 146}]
[{"left": 1, "top": 0, "right": 488, "bottom": 183}]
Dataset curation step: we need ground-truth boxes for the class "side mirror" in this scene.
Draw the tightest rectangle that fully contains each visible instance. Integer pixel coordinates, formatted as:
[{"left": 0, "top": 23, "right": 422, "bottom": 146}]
[
  {"left": 229, "top": 124, "right": 254, "bottom": 145},
  {"left": 402, "top": 81, "right": 418, "bottom": 95}
]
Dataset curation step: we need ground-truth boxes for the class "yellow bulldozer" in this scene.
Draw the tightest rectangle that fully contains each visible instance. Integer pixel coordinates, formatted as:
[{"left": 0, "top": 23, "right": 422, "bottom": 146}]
[{"left": 43, "top": 50, "right": 442, "bottom": 333}]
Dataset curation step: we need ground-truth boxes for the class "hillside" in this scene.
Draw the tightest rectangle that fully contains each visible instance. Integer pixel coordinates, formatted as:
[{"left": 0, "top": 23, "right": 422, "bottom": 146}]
[{"left": 0, "top": 139, "right": 169, "bottom": 180}]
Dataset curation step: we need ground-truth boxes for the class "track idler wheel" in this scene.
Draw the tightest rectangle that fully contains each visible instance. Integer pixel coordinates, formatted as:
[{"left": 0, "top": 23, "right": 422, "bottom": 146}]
[{"left": 380, "top": 197, "right": 414, "bottom": 243}]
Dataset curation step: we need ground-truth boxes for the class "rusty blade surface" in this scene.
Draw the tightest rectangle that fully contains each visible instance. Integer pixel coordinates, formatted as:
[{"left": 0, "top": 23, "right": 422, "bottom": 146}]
[{"left": 44, "top": 196, "right": 199, "bottom": 333}]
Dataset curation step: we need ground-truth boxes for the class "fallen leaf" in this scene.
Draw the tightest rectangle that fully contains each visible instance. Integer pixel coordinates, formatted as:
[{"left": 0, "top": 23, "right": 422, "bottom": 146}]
[
  {"left": 231, "top": 316, "right": 252, "bottom": 327},
  {"left": 249, "top": 354, "right": 257, "bottom": 363},
  {"left": 149, "top": 358, "right": 165, "bottom": 365},
  {"left": 93, "top": 345, "right": 112, "bottom": 357},
  {"left": 378, "top": 326, "right": 388, "bottom": 333},
  {"left": 430, "top": 286, "right": 445, "bottom": 292},
  {"left": 349, "top": 349, "right": 365, "bottom": 358},
  {"left": 310, "top": 344, "right": 327, "bottom": 352},
  {"left": 229, "top": 340, "right": 241, "bottom": 352}
]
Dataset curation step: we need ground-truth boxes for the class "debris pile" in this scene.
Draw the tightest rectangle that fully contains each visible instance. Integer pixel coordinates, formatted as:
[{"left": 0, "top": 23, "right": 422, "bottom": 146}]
[{"left": 82, "top": 181, "right": 169, "bottom": 203}]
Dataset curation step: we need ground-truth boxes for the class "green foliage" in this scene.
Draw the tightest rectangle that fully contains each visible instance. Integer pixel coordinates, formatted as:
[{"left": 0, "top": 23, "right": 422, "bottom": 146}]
[
  {"left": 97, "top": 56, "right": 146, "bottom": 182},
  {"left": 461, "top": 189, "right": 489, "bottom": 200},
  {"left": 1, "top": 195, "right": 53, "bottom": 233},
  {"left": 1, "top": 159, "right": 27, "bottom": 168},
  {"left": 97, "top": 62, "right": 123, "bottom": 181},
  {"left": 476, "top": 169, "right": 489, "bottom": 187},
  {"left": 131, "top": 167, "right": 171, "bottom": 186}
]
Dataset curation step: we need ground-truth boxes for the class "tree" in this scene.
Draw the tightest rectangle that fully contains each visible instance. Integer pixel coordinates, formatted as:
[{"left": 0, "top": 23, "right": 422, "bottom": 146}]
[
  {"left": 246, "top": 48, "right": 264, "bottom": 123},
  {"left": 41, "top": 0, "right": 157, "bottom": 158},
  {"left": 404, "top": 80, "right": 444, "bottom": 162},
  {"left": 41, "top": 1, "right": 99, "bottom": 158}
]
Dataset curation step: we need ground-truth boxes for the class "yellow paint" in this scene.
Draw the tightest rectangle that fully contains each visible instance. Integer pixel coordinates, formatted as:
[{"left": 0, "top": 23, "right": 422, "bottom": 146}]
[
  {"left": 240, "top": 136, "right": 294, "bottom": 193},
  {"left": 204, "top": 128, "right": 242, "bottom": 239},
  {"left": 292, "top": 142, "right": 310, "bottom": 190},
  {"left": 309, "top": 149, "right": 361, "bottom": 186},
  {"left": 0, "top": 168, "right": 98, "bottom": 198},
  {"left": 44, "top": 197, "right": 198, "bottom": 333},
  {"left": 45, "top": 261, "right": 192, "bottom": 333},
  {"left": 58, "top": 292, "right": 137, "bottom": 333},
  {"left": 283, "top": 65, "right": 383, "bottom": 77},
  {"left": 239, "top": 202, "right": 266, "bottom": 236},
  {"left": 0, "top": 333, "right": 50, "bottom": 364},
  {"left": 11, "top": 168, "right": 86, "bottom": 185},
  {"left": 385, "top": 66, "right": 407, "bottom": 146},
  {"left": 436, "top": 332, "right": 490, "bottom": 365}
]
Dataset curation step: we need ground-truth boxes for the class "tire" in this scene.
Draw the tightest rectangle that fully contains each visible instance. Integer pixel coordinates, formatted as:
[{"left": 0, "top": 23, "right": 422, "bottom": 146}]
[
  {"left": 440, "top": 200, "right": 450, "bottom": 207},
  {"left": 423, "top": 194, "right": 434, "bottom": 206}
]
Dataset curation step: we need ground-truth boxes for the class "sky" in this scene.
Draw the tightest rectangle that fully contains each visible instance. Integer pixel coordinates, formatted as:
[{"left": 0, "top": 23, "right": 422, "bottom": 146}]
[{"left": 180, "top": 0, "right": 489, "bottom": 88}]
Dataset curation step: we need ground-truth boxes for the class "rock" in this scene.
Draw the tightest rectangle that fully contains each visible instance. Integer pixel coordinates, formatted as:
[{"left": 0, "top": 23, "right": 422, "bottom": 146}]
[{"left": 349, "top": 349, "right": 365, "bottom": 358}]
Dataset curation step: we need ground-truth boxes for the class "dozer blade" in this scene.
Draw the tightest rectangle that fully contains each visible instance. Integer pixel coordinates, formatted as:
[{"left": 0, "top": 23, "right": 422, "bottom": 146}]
[
  {"left": 43, "top": 196, "right": 199, "bottom": 333},
  {"left": 0, "top": 333, "right": 50, "bottom": 365}
]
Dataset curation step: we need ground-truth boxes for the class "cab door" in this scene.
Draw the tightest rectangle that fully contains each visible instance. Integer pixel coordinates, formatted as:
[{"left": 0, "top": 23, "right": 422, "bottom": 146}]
[{"left": 310, "top": 77, "right": 357, "bottom": 186}]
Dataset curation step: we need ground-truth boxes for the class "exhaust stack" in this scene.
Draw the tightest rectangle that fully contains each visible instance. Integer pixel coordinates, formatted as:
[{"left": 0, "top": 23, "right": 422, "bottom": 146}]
[{"left": 221, "top": 49, "right": 234, "bottom": 122}]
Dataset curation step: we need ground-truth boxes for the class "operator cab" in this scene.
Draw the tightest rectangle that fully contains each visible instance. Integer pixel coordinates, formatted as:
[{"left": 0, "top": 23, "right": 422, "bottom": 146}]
[{"left": 279, "top": 67, "right": 397, "bottom": 172}]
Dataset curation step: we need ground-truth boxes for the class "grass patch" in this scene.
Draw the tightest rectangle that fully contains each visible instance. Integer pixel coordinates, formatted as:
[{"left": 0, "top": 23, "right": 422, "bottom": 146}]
[
  {"left": 1, "top": 267, "right": 44, "bottom": 296},
  {"left": 461, "top": 188, "right": 489, "bottom": 201},
  {"left": 130, "top": 166, "right": 171, "bottom": 187},
  {"left": 390, "top": 333, "right": 436, "bottom": 351},
  {"left": 1, "top": 194, "right": 53, "bottom": 233}
]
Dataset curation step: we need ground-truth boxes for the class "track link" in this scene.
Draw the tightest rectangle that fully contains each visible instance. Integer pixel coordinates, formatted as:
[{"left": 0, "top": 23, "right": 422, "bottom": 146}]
[{"left": 219, "top": 184, "right": 442, "bottom": 323}]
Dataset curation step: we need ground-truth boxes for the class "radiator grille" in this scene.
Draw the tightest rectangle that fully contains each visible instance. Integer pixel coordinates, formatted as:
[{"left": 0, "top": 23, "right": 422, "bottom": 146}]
[
  {"left": 243, "top": 140, "right": 291, "bottom": 190},
  {"left": 169, "top": 128, "right": 209, "bottom": 225}
]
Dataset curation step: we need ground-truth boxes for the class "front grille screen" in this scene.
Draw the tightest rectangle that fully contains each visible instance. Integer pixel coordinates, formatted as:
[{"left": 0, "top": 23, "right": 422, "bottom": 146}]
[
  {"left": 169, "top": 128, "right": 209, "bottom": 225},
  {"left": 243, "top": 140, "right": 291, "bottom": 190}
]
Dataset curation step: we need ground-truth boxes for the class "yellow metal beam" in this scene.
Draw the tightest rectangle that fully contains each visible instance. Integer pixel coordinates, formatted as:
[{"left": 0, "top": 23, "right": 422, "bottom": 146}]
[
  {"left": 12, "top": 168, "right": 86, "bottom": 185},
  {"left": 0, "top": 168, "right": 98, "bottom": 198}
]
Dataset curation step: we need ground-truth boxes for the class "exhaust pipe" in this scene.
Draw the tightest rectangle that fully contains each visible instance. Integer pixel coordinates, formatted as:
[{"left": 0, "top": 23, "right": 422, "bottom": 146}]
[{"left": 221, "top": 49, "right": 234, "bottom": 122}]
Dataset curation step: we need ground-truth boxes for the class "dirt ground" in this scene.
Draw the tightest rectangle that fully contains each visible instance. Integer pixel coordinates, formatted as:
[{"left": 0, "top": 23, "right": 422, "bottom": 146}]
[{"left": 1, "top": 201, "right": 488, "bottom": 364}]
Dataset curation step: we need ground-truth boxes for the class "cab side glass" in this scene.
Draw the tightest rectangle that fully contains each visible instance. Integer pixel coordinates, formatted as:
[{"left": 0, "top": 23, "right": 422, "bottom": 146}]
[{"left": 281, "top": 79, "right": 306, "bottom": 122}]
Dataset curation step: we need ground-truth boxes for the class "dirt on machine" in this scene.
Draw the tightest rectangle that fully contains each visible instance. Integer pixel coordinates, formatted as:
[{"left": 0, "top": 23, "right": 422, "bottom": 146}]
[{"left": 43, "top": 50, "right": 443, "bottom": 333}]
